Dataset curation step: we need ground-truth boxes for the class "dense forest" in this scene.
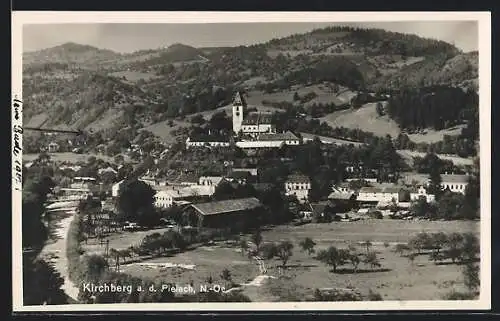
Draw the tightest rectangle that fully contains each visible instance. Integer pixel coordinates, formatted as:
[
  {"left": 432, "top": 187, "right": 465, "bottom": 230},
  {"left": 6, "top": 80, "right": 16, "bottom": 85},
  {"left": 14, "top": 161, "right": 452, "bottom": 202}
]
[{"left": 386, "top": 86, "right": 478, "bottom": 131}]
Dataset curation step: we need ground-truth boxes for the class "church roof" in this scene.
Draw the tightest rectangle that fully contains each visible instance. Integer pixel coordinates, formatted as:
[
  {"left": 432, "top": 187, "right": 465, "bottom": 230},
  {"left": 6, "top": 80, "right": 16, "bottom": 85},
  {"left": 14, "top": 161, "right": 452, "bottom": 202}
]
[
  {"left": 242, "top": 112, "right": 273, "bottom": 125},
  {"left": 232, "top": 91, "right": 247, "bottom": 107}
]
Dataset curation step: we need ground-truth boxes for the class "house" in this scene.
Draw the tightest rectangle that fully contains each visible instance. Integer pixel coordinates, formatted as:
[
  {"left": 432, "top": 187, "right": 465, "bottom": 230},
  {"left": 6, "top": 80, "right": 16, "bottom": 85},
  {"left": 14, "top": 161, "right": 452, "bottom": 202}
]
[
  {"left": 48, "top": 142, "right": 60, "bottom": 153},
  {"left": 231, "top": 167, "right": 258, "bottom": 176},
  {"left": 346, "top": 177, "right": 378, "bottom": 183},
  {"left": 198, "top": 176, "right": 225, "bottom": 187},
  {"left": 285, "top": 174, "right": 312, "bottom": 203},
  {"left": 185, "top": 136, "right": 231, "bottom": 149},
  {"left": 232, "top": 92, "right": 276, "bottom": 135},
  {"left": 235, "top": 131, "right": 301, "bottom": 149},
  {"left": 441, "top": 174, "right": 469, "bottom": 195},
  {"left": 111, "top": 180, "right": 125, "bottom": 198},
  {"left": 139, "top": 175, "right": 158, "bottom": 187},
  {"left": 401, "top": 173, "right": 469, "bottom": 195},
  {"left": 98, "top": 166, "right": 118, "bottom": 176},
  {"left": 226, "top": 171, "right": 253, "bottom": 184},
  {"left": 182, "top": 197, "right": 263, "bottom": 229},
  {"left": 154, "top": 185, "right": 215, "bottom": 208},
  {"left": 410, "top": 185, "right": 436, "bottom": 203},
  {"left": 331, "top": 183, "right": 354, "bottom": 195},
  {"left": 300, "top": 132, "right": 364, "bottom": 147},
  {"left": 357, "top": 186, "right": 404, "bottom": 205},
  {"left": 71, "top": 177, "right": 97, "bottom": 189}
]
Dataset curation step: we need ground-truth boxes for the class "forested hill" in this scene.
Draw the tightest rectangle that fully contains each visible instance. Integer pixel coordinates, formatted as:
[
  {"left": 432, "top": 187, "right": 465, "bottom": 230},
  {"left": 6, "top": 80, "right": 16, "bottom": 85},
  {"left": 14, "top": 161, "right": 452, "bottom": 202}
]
[{"left": 22, "top": 25, "right": 479, "bottom": 155}]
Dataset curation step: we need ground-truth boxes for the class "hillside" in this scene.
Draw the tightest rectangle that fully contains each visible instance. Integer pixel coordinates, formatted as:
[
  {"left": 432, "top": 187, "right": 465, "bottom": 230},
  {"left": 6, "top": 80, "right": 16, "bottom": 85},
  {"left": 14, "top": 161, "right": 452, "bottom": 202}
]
[
  {"left": 23, "top": 42, "right": 122, "bottom": 67},
  {"left": 21, "top": 25, "right": 479, "bottom": 157}
]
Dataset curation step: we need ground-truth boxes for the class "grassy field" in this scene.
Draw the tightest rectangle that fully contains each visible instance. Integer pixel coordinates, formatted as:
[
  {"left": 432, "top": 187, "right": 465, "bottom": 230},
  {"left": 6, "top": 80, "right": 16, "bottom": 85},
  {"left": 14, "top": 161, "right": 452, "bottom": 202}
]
[
  {"left": 109, "top": 71, "right": 160, "bottom": 83},
  {"left": 93, "top": 219, "right": 479, "bottom": 302},
  {"left": 407, "top": 125, "right": 466, "bottom": 144},
  {"left": 320, "top": 102, "right": 401, "bottom": 138},
  {"left": 245, "top": 87, "right": 356, "bottom": 107},
  {"left": 397, "top": 150, "right": 474, "bottom": 167},
  {"left": 23, "top": 152, "right": 127, "bottom": 164}
]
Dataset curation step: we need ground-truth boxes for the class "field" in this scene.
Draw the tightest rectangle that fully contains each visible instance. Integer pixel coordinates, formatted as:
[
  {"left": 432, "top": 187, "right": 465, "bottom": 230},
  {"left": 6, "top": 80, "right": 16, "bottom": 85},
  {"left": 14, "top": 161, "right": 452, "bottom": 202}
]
[
  {"left": 407, "top": 125, "right": 466, "bottom": 144},
  {"left": 397, "top": 150, "right": 474, "bottom": 167},
  {"left": 320, "top": 102, "right": 401, "bottom": 138},
  {"left": 245, "top": 86, "right": 356, "bottom": 107},
  {"left": 109, "top": 71, "right": 160, "bottom": 83},
  {"left": 23, "top": 152, "right": 128, "bottom": 164},
  {"left": 96, "top": 219, "right": 479, "bottom": 302}
]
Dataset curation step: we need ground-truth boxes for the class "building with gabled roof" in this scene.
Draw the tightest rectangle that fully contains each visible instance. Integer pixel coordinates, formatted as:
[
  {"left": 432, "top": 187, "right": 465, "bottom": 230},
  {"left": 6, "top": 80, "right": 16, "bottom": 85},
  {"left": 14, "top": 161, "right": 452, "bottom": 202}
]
[
  {"left": 285, "top": 174, "right": 312, "bottom": 203},
  {"left": 183, "top": 197, "right": 264, "bottom": 229}
]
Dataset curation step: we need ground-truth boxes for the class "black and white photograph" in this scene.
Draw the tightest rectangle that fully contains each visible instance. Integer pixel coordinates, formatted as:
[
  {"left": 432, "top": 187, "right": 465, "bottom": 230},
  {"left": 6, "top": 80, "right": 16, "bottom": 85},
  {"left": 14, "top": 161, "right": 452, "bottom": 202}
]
[{"left": 11, "top": 11, "right": 491, "bottom": 311}]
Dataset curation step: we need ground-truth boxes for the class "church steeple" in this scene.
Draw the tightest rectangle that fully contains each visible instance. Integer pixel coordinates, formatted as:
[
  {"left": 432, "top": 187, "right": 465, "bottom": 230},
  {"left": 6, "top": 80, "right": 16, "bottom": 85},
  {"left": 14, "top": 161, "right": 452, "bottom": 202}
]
[{"left": 232, "top": 91, "right": 246, "bottom": 134}]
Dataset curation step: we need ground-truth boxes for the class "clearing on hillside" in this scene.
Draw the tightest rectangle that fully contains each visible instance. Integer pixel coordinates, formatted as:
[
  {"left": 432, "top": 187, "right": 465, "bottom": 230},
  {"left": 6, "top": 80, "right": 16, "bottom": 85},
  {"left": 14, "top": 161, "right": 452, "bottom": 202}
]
[{"left": 320, "top": 102, "right": 401, "bottom": 138}]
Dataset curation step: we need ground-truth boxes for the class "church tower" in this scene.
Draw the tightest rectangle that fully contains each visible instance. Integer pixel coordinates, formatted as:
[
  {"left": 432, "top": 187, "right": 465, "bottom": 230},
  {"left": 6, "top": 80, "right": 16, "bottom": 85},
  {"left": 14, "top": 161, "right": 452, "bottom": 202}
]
[{"left": 232, "top": 91, "right": 246, "bottom": 134}]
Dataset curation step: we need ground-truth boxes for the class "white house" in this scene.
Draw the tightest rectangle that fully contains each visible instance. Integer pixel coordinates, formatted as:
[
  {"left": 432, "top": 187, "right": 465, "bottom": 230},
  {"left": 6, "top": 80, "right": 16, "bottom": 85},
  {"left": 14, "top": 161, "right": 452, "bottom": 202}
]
[
  {"left": 111, "top": 180, "right": 125, "bottom": 198},
  {"left": 185, "top": 137, "right": 231, "bottom": 149},
  {"left": 235, "top": 131, "right": 301, "bottom": 149},
  {"left": 410, "top": 185, "right": 436, "bottom": 203},
  {"left": 198, "top": 176, "right": 225, "bottom": 187},
  {"left": 441, "top": 174, "right": 469, "bottom": 195},
  {"left": 154, "top": 185, "right": 214, "bottom": 208},
  {"left": 357, "top": 186, "right": 402, "bottom": 204},
  {"left": 232, "top": 91, "right": 276, "bottom": 135},
  {"left": 48, "top": 142, "right": 60, "bottom": 153},
  {"left": 285, "top": 174, "right": 311, "bottom": 203},
  {"left": 98, "top": 166, "right": 118, "bottom": 175}
]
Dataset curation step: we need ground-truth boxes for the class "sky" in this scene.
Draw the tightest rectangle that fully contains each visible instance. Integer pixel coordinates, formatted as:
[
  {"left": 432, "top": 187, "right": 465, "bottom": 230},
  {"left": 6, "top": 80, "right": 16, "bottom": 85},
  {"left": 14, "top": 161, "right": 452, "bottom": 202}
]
[{"left": 22, "top": 21, "right": 478, "bottom": 53}]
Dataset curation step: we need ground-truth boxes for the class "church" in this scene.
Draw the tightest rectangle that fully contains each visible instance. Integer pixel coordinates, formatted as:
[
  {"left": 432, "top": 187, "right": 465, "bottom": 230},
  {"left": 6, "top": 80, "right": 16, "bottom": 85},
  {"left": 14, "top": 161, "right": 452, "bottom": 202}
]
[{"left": 232, "top": 91, "right": 276, "bottom": 135}]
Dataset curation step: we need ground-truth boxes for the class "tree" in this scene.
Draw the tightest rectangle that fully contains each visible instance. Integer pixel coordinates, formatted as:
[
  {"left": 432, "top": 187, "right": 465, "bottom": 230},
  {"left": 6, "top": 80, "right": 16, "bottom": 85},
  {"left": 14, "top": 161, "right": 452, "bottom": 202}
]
[
  {"left": 316, "top": 246, "right": 349, "bottom": 273},
  {"left": 23, "top": 258, "right": 67, "bottom": 305},
  {"left": 428, "top": 167, "right": 443, "bottom": 200},
  {"left": 463, "top": 263, "right": 480, "bottom": 293},
  {"left": 251, "top": 230, "right": 263, "bottom": 251},
  {"left": 376, "top": 102, "right": 384, "bottom": 116},
  {"left": 293, "top": 91, "right": 300, "bottom": 101},
  {"left": 83, "top": 254, "right": 109, "bottom": 281},
  {"left": 299, "top": 237, "right": 316, "bottom": 256},
  {"left": 116, "top": 179, "right": 157, "bottom": 227},
  {"left": 364, "top": 251, "right": 381, "bottom": 271},
  {"left": 276, "top": 241, "right": 294, "bottom": 268},
  {"left": 349, "top": 253, "right": 361, "bottom": 273},
  {"left": 362, "top": 240, "right": 372, "bottom": 255},
  {"left": 220, "top": 268, "right": 232, "bottom": 288},
  {"left": 446, "top": 232, "right": 464, "bottom": 264},
  {"left": 461, "top": 233, "right": 480, "bottom": 263},
  {"left": 239, "top": 239, "right": 249, "bottom": 257},
  {"left": 394, "top": 243, "right": 411, "bottom": 257}
]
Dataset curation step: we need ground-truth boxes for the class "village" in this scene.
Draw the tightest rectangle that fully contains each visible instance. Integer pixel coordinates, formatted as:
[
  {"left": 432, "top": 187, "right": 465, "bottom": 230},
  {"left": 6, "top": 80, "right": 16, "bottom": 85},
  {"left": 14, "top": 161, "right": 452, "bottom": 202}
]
[{"left": 23, "top": 90, "right": 480, "bottom": 303}]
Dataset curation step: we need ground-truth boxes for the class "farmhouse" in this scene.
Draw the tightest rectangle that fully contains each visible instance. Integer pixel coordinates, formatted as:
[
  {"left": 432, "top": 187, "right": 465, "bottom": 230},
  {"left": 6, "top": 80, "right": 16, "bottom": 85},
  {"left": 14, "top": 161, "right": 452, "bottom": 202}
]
[
  {"left": 441, "top": 174, "right": 469, "bottom": 194},
  {"left": 410, "top": 186, "right": 436, "bottom": 203},
  {"left": 357, "top": 186, "right": 404, "bottom": 205},
  {"left": 185, "top": 136, "right": 231, "bottom": 149},
  {"left": 48, "top": 142, "right": 60, "bottom": 153},
  {"left": 285, "top": 174, "right": 312, "bottom": 203},
  {"left": 154, "top": 185, "right": 211, "bottom": 209},
  {"left": 183, "top": 197, "right": 263, "bottom": 229},
  {"left": 232, "top": 91, "right": 276, "bottom": 135}
]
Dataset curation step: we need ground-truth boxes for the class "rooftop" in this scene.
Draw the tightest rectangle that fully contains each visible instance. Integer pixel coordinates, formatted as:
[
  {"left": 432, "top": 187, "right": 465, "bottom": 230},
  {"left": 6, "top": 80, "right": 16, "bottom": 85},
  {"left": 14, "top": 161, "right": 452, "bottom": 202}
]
[
  {"left": 442, "top": 174, "right": 469, "bottom": 184},
  {"left": 242, "top": 112, "right": 273, "bottom": 125},
  {"left": 191, "top": 197, "right": 262, "bottom": 216},
  {"left": 328, "top": 192, "right": 355, "bottom": 200},
  {"left": 286, "top": 174, "right": 311, "bottom": 184},
  {"left": 258, "top": 131, "right": 299, "bottom": 141}
]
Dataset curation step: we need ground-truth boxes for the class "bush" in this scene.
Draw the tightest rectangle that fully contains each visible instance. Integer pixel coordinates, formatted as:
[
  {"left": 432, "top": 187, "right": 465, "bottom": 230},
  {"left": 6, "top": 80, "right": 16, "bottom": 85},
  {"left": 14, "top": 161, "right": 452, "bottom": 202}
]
[{"left": 67, "top": 216, "right": 85, "bottom": 286}]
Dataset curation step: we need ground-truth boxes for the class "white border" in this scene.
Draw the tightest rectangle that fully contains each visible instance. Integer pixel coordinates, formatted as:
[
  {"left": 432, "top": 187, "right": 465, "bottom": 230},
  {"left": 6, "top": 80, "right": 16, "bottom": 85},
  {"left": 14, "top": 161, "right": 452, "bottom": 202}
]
[{"left": 12, "top": 11, "right": 491, "bottom": 312}]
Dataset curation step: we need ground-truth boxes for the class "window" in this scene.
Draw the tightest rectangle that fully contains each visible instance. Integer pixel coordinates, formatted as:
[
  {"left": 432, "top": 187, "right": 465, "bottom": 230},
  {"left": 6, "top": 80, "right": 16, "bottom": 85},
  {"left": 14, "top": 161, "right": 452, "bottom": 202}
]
[{"left": 235, "top": 112, "right": 240, "bottom": 117}]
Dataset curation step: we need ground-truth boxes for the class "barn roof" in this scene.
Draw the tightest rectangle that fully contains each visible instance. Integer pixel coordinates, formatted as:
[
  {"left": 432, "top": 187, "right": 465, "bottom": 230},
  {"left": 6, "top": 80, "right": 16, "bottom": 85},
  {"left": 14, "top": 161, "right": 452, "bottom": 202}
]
[{"left": 191, "top": 197, "right": 262, "bottom": 216}]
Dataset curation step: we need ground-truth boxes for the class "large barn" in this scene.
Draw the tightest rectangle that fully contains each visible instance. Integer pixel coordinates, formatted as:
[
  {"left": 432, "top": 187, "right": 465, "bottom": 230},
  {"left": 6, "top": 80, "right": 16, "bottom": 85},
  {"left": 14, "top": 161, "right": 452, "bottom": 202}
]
[{"left": 182, "top": 197, "right": 264, "bottom": 230}]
